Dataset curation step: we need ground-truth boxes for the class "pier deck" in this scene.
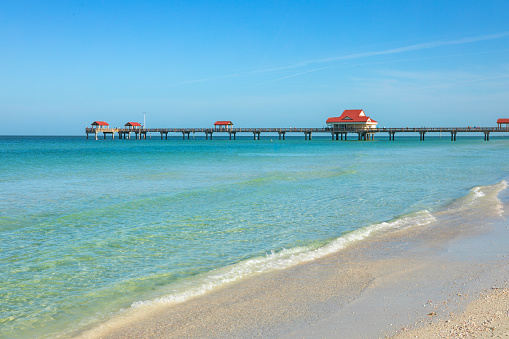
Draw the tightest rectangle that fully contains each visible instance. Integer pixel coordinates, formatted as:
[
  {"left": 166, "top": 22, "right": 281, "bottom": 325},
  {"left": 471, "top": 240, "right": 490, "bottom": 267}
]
[{"left": 85, "top": 126, "right": 509, "bottom": 141}]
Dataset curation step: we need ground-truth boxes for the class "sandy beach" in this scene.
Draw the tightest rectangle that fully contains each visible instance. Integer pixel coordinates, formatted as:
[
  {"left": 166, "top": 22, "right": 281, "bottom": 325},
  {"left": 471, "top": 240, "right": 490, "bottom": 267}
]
[
  {"left": 75, "top": 184, "right": 509, "bottom": 339},
  {"left": 395, "top": 286, "right": 509, "bottom": 338}
]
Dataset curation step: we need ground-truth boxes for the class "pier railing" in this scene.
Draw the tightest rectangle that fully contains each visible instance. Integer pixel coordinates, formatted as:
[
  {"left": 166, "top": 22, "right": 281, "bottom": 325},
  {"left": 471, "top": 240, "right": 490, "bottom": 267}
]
[
  {"left": 86, "top": 126, "right": 509, "bottom": 132},
  {"left": 86, "top": 126, "right": 509, "bottom": 141}
]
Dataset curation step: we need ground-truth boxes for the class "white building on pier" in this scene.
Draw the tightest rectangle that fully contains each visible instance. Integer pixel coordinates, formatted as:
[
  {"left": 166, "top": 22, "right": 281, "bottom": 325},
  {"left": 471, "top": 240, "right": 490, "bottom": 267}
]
[{"left": 326, "top": 110, "right": 377, "bottom": 130}]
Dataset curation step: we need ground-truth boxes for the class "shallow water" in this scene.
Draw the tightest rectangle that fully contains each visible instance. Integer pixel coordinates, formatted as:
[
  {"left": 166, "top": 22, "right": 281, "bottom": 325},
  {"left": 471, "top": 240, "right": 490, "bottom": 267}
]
[
  {"left": 81, "top": 178, "right": 509, "bottom": 339},
  {"left": 1, "top": 135, "right": 509, "bottom": 338}
]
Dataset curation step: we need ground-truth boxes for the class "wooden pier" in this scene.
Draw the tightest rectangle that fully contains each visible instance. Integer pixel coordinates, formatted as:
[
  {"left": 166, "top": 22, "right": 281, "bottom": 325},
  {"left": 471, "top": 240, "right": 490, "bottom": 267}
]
[{"left": 86, "top": 126, "right": 509, "bottom": 141}]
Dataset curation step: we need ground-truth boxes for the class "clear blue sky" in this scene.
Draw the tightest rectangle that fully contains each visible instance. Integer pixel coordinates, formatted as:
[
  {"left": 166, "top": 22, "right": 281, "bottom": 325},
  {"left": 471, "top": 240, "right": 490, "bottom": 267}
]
[{"left": 1, "top": 0, "right": 508, "bottom": 135}]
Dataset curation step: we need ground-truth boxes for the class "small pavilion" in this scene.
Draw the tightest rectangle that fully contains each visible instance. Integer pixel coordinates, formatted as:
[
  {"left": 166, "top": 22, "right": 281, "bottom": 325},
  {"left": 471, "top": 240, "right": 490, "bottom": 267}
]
[
  {"left": 214, "top": 121, "right": 233, "bottom": 131},
  {"left": 326, "top": 110, "right": 377, "bottom": 130},
  {"left": 125, "top": 122, "right": 142, "bottom": 129},
  {"left": 497, "top": 119, "right": 509, "bottom": 128},
  {"left": 91, "top": 121, "right": 109, "bottom": 129}
]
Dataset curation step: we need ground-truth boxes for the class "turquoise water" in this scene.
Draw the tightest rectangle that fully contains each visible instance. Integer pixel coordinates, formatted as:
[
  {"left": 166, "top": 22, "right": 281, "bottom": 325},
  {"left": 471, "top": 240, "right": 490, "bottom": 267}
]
[{"left": 1, "top": 135, "right": 509, "bottom": 338}]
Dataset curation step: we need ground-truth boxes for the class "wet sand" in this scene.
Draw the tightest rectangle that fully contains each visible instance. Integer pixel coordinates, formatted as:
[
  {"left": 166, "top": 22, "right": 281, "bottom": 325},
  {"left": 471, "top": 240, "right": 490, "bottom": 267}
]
[{"left": 76, "top": 186, "right": 509, "bottom": 339}]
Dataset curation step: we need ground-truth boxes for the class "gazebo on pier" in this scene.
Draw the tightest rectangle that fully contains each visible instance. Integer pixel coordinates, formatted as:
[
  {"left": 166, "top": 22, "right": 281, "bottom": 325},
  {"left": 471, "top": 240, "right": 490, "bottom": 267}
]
[
  {"left": 497, "top": 119, "right": 509, "bottom": 128},
  {"left": 91, "top": 121, "right": 109, "bottom": 129},
  {"left": 125, "top": 122, "right": 142, "bottom": 129},
  {"left": 87, "top": 121, "right": 113, "bottom": 140},
  {"left": 214, "top": 121, "right": 233, "bottom": 131}
]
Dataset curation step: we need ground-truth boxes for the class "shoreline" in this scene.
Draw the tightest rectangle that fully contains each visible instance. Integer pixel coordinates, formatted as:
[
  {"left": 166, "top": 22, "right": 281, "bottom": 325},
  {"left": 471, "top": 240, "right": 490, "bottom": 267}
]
[{"left": 75, "top": 182, "right": 509, "bottom": 338}]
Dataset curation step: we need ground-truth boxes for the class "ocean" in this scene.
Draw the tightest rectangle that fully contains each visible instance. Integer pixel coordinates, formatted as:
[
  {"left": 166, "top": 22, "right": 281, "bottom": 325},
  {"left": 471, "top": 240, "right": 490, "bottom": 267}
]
[{"left": 1, "top": 134, "right": 509, "bottom": 338}]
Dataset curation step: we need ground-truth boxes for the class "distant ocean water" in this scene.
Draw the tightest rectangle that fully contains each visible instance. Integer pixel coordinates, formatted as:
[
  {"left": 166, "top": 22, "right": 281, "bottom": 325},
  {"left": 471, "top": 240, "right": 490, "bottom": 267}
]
[{"left": 1, "top": 135, "right": 509, "bottom": 338}]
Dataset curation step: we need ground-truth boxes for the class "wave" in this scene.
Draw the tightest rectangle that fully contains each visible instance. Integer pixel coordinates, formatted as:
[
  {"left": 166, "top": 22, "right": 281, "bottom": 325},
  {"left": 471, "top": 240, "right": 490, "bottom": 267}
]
[
  {"left": 441, "top": 180, "right": 507, "bottom": 217},
  {"left": 129, "top": 210, "right": 436, "bottom": 310},
  {"left": 117, "top": 182, "right": 509, "bottom": 311},
  {"left": 75, "top": 181, "right": 508, "bottom": 338}
]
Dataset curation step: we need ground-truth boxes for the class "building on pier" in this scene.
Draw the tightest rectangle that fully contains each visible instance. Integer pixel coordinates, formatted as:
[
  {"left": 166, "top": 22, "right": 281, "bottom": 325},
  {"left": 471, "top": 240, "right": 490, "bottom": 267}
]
[
  {"left": 497, "top": 119, "right": 509, "bottom": 128},
  {"left": 326, "top": 110, "right": 377, "bottom": 130},
  {"left": 91, "top": 121, "right": 109, "bottom": 129},
  {"left": 125, "top": 122, "right": 142, "bottom": 129},
  {"left": 214, "top": 121, "right": 233, "bottom": 131}
]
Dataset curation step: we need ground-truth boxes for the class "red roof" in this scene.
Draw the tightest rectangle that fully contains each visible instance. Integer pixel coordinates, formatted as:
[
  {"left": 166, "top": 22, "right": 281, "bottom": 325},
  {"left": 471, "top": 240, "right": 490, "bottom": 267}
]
[
  {"left": 214, "top": 121, "right": 233, "bottom": 125},
  {"left": 92, "top": 121, "right": 109, "bottom": 126},
  {"left": 326, "top": 110, "right": 377, "bottom": 124},
  {"left": 125, "top": 122, "right": 142, "bottom": 126},
  {"left": 497, "top": 119, "right": 509, "bottom": 124}
]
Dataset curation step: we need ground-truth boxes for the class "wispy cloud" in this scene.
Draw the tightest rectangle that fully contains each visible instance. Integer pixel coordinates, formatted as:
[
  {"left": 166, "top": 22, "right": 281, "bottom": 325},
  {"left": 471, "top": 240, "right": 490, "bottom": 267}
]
[
  {"left": 177, "top": 31, "right": 509, "bottom": 85},
  {"left": 306, "top": 31, "right": 509, "bottom": 65},
  {"left": 268, "top": 32, "right": 509, "bottom": 82}
]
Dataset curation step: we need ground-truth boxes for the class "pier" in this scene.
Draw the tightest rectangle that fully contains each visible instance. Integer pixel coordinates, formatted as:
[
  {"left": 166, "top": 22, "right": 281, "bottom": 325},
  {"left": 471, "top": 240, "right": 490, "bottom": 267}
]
[{"left": 85, "top": 126, "right": 509, "bottom": 141}]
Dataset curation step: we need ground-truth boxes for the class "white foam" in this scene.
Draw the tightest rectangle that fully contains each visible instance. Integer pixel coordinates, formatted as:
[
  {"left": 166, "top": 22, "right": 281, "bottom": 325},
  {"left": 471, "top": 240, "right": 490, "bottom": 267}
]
[
  {"left": 131, "top": 210, "right": 436, "bottom": 309},
  {"left": 492, "top": 180, "right": 508, "bottom": 216},
  {"left": 456, "top": 180, "right": 508, "bottom": 216},
  {"left": 472, "top": 187, "right": 486, "bottom": 198}
]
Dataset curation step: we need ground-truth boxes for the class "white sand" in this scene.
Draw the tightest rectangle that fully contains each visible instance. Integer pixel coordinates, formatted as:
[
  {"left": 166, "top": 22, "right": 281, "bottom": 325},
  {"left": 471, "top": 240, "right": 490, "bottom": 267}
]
[{"left": 394, "top": 287, "right": 509, "bottom": 338}]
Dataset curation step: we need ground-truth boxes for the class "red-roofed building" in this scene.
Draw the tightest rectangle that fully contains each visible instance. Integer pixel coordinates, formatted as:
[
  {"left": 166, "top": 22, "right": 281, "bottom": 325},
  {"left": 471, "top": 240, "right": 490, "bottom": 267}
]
[
  {"left": 91, "top": 121, "right": 109, "bottom": 128},
  {"left": 125, "top": 122, "right": 142, "bottom": 129},
  {"left": 497, "top": 119, "right": 509, "bottom": 128},
  {"left": 326, "top": 110, "right": 377, "bottom": 130},
  {"left": 214, "top": 121, "right": 233, "bottom": 131}
]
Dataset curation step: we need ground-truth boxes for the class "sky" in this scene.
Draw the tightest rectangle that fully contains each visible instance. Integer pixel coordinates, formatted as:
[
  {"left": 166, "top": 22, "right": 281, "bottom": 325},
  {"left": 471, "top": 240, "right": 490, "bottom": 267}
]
[{"left": 1, "top": 0, "right": 509, "bottom": 135}]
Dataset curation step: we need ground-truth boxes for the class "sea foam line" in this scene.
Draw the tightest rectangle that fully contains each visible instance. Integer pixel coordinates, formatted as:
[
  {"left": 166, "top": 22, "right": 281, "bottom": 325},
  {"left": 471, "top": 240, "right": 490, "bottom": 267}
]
[
  {"left": 487, "top": 180, "right": 507, "bottom": 216},
  {"left": 128, "top": 180, "right": 509, "bottom": 310},
  {"left": 132, "top": 210, "right": 436, "bottom": 309},
  {"left": 447, "top": 180, "right": 508, "bottom": 217}
]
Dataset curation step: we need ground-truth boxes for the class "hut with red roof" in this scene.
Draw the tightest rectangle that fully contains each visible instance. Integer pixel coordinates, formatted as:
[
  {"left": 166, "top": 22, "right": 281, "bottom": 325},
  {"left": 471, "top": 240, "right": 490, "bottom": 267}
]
[
  {"left": 125, "top": 122, "right": 142, "bottom": 130},
  {"left": 326, "top": 110, "right": 377, "bottom": 130},
  {"left": 214, "top": 121, "right": 233, "bottom": 131},
  {"left": 497, "top": 118, "right": 509, "bottom": 128},
  {"left": 91, "top": 121, "right": 109, "bottom": 129}
]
